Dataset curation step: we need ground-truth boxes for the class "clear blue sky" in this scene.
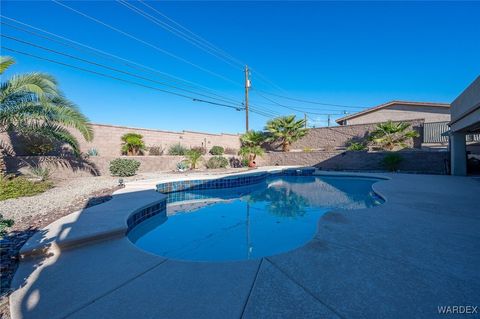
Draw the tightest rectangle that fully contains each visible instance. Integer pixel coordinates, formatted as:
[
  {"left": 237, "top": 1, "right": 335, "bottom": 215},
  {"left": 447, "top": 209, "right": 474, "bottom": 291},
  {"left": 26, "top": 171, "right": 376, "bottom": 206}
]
[{"left": 1, "top": 1, "right": 479, "bottom": 133}]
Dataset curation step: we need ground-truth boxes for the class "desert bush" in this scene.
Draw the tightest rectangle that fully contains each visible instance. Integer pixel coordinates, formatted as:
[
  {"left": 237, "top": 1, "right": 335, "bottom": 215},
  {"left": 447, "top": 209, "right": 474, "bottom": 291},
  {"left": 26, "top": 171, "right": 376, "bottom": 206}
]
[
  {"left": 0, "top": 214, "right": 14, "bottom": 237},
  {"left": 229, "top": 157, "right": 242, "bottom": 168},
  {"left": 148, "top": 145, "right": 163, "bottom": 156},
  {"left": 109, "top": 158, "right": 141, "bottom": 177},
  {"left": 0, "top": 175, "right": 53, "bottom": 201},
  {"left": 224, "top": 147, "right": 238, "bottom": 155},
  {"left": 206, "top": 156, "right": 229, "bottom": 169},
  {"left": 30, "top": 165, "right": 51, "bottom": 181},
  {"left": 382, "top": 153, "right": 403, "bottom": 171},
  {"left": 209, "top": 146, "right": 224, "bottom": 155},
  {"left": 121, "top": 133, "right": 146, "bottom": 155},
  {"left": 346, "top": 142, "right": 367, "bottom": 151},
  {"left": 191, "top": 146, "right": 207, "bottom": 155},
  {"left": 168, "top": 143, "right": 188, "bottom": 155}
]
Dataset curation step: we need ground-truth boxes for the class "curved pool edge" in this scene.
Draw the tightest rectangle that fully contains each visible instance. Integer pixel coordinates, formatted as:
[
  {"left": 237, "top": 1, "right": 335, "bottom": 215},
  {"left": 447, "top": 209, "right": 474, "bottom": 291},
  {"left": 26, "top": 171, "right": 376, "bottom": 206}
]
[{"left": 17, "top": 167, "right": 389, "bottom": 261}]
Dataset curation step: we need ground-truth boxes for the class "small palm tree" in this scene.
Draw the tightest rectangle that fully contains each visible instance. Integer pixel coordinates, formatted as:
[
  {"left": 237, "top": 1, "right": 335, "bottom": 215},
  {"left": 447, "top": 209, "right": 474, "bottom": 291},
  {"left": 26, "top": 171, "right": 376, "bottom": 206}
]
[
  {"left": 1, "top": 56, "right": 93, "bottom": 174},
  {"left": 240, "top": 130, "right": 265, "bottom": 147},
  {"left": 239, "top": 130, "right": 266, "bottom": 167},
  {"left": 121, "top": 133, "right": 146, "bottom": 155},
  {"left": 185, "top": 149, "right": 203, "bottom": 169},
  {"left": 239, "top": 145, "right": 264, "bottom": 166},
  {"left": 369, "top": 121, "right": 420, "bottom": 151},
  {"left": 265, "top": 115, "right": 307, "bottom": 152}
]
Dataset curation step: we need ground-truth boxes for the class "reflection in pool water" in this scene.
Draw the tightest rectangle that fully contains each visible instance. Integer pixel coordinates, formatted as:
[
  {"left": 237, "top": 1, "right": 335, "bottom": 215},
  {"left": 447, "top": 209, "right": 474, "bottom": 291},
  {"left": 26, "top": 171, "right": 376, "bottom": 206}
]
[{"left": 128, "top": 176, "right": 383, "bottom": 261}]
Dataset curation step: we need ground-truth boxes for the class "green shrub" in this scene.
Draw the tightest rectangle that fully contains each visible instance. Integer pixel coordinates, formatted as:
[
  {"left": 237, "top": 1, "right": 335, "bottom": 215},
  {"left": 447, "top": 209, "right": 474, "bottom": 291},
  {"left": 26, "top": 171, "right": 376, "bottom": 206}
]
[
  {"left": 109, "top": 158, "right": 141, "bottom": 176},
  {"left": 148, "top": 145, "right": 163, "bottom": 156},
  {"left": 121, "top": 133, "right": 146, "bottom": 155},
  {"left": 347, "top": 142, "right": 368, "bottom": 151},
  {"left": 168, "top": 143, "right": 188, "bottom": 155},
  {"left": 191, "top": 146, "right": 207, "bottom": 155},
  {"left": 0, "top": 175, "right": 53, "bottom": 201},
  {"left": 209, "top": 146, "right": 224, "bottom": 155},
  {"left": 382, "top": 153, "right": 403, "bottom": 171},
  {"left": 206, "top": 156, "right": 229, "bottom": 169},
  {"left": 0, "top": 214, "right": 14, "bottom": 237}
]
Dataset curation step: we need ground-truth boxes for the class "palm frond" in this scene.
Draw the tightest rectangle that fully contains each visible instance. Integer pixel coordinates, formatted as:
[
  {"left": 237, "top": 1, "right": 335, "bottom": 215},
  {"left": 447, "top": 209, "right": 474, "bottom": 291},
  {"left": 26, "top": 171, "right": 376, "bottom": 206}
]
[{"left": 0, "top": 56, "right": 15, "bottom": 75}]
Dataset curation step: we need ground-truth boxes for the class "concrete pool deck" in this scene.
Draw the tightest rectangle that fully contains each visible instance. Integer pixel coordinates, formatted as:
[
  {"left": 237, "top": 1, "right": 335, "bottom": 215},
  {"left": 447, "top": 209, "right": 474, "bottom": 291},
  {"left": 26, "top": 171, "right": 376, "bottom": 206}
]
[{"left": 9, "top": 169, "right": 480, "bottom": 319}]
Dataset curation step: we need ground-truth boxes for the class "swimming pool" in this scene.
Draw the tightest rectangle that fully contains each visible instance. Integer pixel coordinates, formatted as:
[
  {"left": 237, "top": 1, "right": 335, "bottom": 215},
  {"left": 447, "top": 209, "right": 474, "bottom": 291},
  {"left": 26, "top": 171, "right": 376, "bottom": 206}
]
[{"left": 128, "top": 175, "right": 383, "bottom": 261}]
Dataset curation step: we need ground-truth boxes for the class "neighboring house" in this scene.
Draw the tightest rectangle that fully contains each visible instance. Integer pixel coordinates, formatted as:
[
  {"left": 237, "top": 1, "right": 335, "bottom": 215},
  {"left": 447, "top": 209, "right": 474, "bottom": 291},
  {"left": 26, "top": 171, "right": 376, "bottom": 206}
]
[
  {"left": 449, "top": 76, "right": 480, "bottom": 176},
  {"left": 336, "top": 101, "right": 450, "bottom": 125}
]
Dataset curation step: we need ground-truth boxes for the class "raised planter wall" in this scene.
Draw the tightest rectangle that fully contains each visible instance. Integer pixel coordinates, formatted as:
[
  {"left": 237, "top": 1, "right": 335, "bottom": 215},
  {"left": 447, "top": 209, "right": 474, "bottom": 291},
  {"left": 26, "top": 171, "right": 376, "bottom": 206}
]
[
  {"left": 4, "top": 155, "right": 241, "bottom": 178},
  {"left": 257, "top": 150, "right": 449, "bottom": 174}
]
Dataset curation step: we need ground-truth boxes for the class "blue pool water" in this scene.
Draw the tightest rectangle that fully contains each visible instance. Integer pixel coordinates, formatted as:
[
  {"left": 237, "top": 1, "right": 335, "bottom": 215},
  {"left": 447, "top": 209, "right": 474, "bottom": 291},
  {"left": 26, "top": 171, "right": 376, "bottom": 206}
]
[{"left": 128, "top": 175, "right": 383, "bottom": 261}]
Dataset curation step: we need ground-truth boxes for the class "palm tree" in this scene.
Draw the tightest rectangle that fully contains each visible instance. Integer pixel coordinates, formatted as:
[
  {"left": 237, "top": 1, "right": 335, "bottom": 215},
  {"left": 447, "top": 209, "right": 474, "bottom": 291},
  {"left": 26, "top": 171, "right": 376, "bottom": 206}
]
[
  {"left": 121, "top": 133, "right": 146, "bottom": 155},
  {"left": 369, "top": 121, "right": 420, "bottom": 151},
  {"left": 238, "top": 145, "right": 264, "bottom": 165},
  {"left": 240, "top": 130, "right": 265, "bottom": 147},
  {"left": 185, "top": 149, "right": 203, "bottom": 169},
  {"left": 265, "top": 115, "right": 307, "bottom": 152},
  {"left": 0, "top": 56, "right": 93, "bottom": 174}
]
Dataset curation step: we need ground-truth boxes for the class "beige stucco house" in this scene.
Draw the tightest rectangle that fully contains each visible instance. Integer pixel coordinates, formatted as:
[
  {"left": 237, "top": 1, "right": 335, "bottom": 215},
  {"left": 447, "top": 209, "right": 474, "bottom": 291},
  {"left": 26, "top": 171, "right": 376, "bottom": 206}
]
[{"left": 336, "top": 101, "right": 450, "bottom": 125}]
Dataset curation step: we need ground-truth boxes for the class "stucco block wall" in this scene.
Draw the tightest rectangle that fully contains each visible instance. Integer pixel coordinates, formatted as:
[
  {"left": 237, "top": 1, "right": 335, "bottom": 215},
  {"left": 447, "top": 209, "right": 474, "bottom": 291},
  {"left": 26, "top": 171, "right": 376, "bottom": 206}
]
[
  {"left": 257, "top": 150, "right": 449, "bottom": 174},
  {"left": 269, "top": 119, "right": 424, "bottom": 151},
  {"left": 343, "top": 104, "right": 450, "bottom": 125},
  {"left": 1, "top": 123, "right": 241, "bottom": 157},
  {"left": 73, "top": 124, "right": 241, "bottom": 156}
]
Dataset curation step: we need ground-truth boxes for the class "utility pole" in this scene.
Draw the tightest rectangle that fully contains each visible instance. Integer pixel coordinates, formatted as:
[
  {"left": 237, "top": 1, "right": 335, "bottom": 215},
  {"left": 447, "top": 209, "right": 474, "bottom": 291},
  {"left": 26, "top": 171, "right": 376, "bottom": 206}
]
[
  {"left": 244, "top": 65, "right": 250, "bottom": 132},
  {"left": 304, "top": 113, "right": 307, "bottom": 128},
  {"left": 327, "top": 114, "right": 331, "bottom": 127}
]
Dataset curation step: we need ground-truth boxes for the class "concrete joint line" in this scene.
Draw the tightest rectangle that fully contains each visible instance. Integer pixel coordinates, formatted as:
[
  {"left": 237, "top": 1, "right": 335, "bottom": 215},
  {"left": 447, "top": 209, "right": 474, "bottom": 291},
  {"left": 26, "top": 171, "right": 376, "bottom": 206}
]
[
  {"left": 60, "top": 258, "right": 169, "bottom": 319},
  {"left": 264, "top": 257, "right": 347, "bottom": 319},
  {"left": 240, "top": 258, "right": 264, "bottom": 319}
]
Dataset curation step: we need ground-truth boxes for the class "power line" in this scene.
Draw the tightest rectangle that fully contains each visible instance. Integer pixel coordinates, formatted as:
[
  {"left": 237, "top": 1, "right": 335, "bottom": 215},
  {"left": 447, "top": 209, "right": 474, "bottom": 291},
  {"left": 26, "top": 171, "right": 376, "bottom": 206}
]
[
  {"left": 255, "top": 89, "right": 365, "bottom": 109},
  {"left": 1, "top": 34, "right": 243, "bottom": 106},
  {"left": 52, "top": 0, "right": 242, "bottom": 87},
  {"left": 132, "top": 1, "right": 284, "bottom": 93},
  {"left": 2, "top": 46, "right": 244, "bottom": 111},
  {"left": 117, "top": 0, "right": 243, "bottom": 71},
  {"left": 0, "top": 17, "right": 241, "bottom": 105},
  {"left": 253, "top": 90, "right": 345, "bottom": 116},
  {"left": 137, "top": 0, "right": 245, "bottom": 68}
]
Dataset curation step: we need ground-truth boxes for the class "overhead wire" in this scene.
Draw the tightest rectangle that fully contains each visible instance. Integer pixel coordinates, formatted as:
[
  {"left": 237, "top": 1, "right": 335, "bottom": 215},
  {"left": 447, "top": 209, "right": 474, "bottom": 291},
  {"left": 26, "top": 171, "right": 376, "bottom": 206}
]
[
  {"left": 1, "top": 34, "right": 244, "bottom": 106},
  {"left": 51, "top": 0, "right": 243, "bottom": 87},
  {"left": 0, "top": 16, "right": 242, "bottom": 105},
  {"left": 1, "top": 46, "right": 244, "bottom": 111}
]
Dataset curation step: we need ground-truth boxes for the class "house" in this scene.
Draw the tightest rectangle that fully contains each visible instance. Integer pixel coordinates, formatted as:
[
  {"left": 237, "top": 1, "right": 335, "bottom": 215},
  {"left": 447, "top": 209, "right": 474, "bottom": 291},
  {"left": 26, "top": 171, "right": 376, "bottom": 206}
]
[
  {"left": 335, "top": 101, "right": 451, "bottom": 125},
  {"left": 449, "top": 76, "right": 480, "bottom": 176}
]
